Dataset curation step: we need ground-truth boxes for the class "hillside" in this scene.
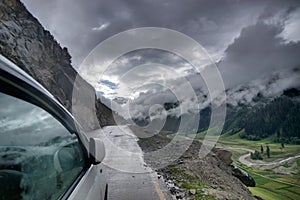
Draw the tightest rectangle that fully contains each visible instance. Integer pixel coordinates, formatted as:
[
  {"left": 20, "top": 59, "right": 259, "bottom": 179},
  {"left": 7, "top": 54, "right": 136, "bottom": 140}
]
[
  {"left": 223, "top": 90, "right": 300, "bottom": 144},
  {"left": 131, "top": 125, "right": 257, "bottom": 200},
  {"left": 129, "top": 87, "right": 300, "bottom": 144}
]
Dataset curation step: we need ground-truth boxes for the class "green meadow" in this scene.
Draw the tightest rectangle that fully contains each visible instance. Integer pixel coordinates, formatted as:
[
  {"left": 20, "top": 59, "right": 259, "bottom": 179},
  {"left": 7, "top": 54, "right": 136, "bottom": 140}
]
[{"left": 189, "top": 129, "right": 300, "bottom": 199}]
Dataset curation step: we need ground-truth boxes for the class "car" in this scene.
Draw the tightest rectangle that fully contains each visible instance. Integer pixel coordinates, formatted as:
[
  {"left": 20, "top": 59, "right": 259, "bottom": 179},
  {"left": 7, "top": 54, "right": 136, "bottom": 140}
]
[{"left": 0, "top": 54, "right": 107, "bottom": 200}]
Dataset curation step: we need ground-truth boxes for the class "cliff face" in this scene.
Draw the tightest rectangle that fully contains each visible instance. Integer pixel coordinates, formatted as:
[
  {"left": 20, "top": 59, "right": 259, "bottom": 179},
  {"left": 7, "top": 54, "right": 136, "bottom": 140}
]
[{"left": 0, "top": 0, "right": 115, "bottom": 131}]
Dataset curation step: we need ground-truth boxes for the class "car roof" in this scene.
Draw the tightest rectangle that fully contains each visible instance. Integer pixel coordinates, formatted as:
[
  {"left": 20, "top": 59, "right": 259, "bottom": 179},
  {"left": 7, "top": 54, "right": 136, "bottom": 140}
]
[{"left": 0, "top": 54, "right": 89, "bottom": 148}]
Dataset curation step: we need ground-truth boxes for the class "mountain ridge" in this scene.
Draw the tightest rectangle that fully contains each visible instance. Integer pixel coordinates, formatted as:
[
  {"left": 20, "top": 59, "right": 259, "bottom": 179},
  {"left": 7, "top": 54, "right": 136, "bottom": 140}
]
[{"left": 124, "top": 86, "right": 300, "bottom": 144}]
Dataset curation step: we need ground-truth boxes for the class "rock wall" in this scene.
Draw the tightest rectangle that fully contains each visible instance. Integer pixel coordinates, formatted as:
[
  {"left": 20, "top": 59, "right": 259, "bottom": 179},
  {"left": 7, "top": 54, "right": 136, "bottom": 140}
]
[{"left": 0, "top": 0, "right": 115, "bottom": 131}]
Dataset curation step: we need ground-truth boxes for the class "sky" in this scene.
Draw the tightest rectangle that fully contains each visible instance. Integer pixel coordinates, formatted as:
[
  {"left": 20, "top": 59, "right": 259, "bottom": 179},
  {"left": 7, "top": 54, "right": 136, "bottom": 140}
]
[
  {"left": 21, "top": 0, "right": 300, "bottom": 119},
  {"left": 0, "top": 93, "right": 71, "bottom": 146}
]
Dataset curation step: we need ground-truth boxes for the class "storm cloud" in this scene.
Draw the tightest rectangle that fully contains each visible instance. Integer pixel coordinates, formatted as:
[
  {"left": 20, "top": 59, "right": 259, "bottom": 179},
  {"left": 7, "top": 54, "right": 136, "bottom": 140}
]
[
  {"left": 219, "top": 21, "right": 300, "bottom": 88},
  {"left": 21, "top": 0, "right": 273, "bottom": 66},
  {"left": 20, "top": 0, "right": 300, "bottom": 119}
]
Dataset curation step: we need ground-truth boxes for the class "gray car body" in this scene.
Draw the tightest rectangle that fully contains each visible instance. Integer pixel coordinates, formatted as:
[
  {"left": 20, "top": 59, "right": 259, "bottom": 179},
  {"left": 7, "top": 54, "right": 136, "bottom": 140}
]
[{"left": 0, "top": 54, "right": 107, "bottom": 200}]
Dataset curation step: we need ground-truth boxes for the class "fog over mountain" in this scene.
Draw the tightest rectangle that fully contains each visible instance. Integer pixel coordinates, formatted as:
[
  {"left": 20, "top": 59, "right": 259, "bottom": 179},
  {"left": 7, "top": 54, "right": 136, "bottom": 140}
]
[{"left": 21, "top": 0, "right": 300, "bottom": 120}]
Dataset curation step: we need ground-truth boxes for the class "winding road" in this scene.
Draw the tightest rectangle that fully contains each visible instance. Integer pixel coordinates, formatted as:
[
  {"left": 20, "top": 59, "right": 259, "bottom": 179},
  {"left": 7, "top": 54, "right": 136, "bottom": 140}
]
[{"left": 223, "top": 147, "right": 300, "bottom": 188}]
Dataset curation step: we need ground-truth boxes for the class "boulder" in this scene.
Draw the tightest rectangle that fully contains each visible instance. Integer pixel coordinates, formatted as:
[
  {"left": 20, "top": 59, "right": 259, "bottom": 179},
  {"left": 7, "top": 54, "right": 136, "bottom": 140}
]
[
  {"left": 189, "top": 189, "right": 196, "bottom": 195},
  {"left": 214, "top": 148, "right": 233, "bottom": 166},
  {"left": 232, "top": 165, "right": 255, "bottom": 187}
]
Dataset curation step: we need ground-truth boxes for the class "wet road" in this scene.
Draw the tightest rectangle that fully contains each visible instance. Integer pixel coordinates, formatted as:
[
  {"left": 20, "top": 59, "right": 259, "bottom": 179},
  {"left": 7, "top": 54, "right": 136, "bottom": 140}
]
[{"left": 89, "top": 126, "right": 172, "bottom": 200}]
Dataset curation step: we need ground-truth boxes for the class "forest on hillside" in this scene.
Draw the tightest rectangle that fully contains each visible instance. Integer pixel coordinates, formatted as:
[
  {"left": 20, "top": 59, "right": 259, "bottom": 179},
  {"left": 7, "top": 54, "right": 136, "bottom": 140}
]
[{"left": 221, "top": 93, "right": 300, "bottom": 144}]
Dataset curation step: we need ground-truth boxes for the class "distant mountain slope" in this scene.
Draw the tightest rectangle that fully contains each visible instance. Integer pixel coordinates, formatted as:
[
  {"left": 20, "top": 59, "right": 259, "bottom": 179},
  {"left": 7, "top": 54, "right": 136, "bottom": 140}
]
[
  {"left": 129, "top": 87, "right": 300, "bottom": 144},
  {"left": 225, "top": 94, "right": 300, "bottom": 144},
  {"left": 0, "top": 0, "right": 115, "bottom": 130}
]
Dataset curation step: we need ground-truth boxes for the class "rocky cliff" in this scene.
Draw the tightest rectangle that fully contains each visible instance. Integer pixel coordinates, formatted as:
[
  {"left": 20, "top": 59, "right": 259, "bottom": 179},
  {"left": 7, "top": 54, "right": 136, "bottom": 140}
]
[{"left": 0, "top": 0, "right": 115, "bottom": 130}]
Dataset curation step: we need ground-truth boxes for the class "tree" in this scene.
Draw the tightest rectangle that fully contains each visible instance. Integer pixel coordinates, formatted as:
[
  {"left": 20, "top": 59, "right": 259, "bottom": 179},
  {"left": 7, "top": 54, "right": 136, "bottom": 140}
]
[
  {"left": 277, "top": 130, "right": 280, "bottom": 138},
  {"left": 260, "top": 145, "right": 264, "bottom": 153},
  {"left": 250, "top": 150, "right": 263, "bottom": 160},
  {"left": 281, "top": 143, "right": 285, "bottom": 148},
  {"left": 266, "top": 145, "right": 270, "bottom": 158}
]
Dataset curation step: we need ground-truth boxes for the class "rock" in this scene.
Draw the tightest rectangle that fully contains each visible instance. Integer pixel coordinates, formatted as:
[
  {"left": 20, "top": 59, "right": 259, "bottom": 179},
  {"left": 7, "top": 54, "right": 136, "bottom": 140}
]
[
  {"left": 232, "top": 165, "right": 256, "bottom": 187},
  {"left": 167, "top": 179, "right": 173, "bottom": 184},
  {"left": 169, "top": 186, "right": 178, "bottom": 195},
  {"left": 167, "top": 180, "right": 180, "bottom": 195},
  {"left": 0, "top": 0, "right": 116, "bottom": 131},
  {"left": 176, "top": 192, "right": 185, "bottom": 199},
  {"left": 189, "top": 189, "right": 196, "bottom": 195},
  {"left": 176, "top": 160, "right": 184, "bottom": 165},
  {"left": 138, "top": 128, "right": 256, "bottom": 199},
  {"left": 254, "top": 195, "right": 264, "bottom": 200},
  {"left": 214, "top": 148, "right": 233, "bottom": 166}
]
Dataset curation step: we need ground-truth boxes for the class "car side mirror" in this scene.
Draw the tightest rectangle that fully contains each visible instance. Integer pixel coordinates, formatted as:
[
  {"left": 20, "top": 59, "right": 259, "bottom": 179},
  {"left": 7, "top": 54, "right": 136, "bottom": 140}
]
[{"left": 89, "top": 138, "right": 105, "bottom": 165}]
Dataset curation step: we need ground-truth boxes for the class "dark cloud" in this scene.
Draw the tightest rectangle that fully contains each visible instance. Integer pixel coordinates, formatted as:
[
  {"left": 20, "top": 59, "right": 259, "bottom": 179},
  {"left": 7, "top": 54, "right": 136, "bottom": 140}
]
[
  {"left": 20, "top": 0, "right": 300, "bottom": 120},
  {"left": 21, "top": 0, "right": 269, "bottom": 66},
  {"left": 219, "top": 21, "right": 300, "bottom": 88},
  {"left": 0, "top": 93, "right": 70, "bottom": 146}
]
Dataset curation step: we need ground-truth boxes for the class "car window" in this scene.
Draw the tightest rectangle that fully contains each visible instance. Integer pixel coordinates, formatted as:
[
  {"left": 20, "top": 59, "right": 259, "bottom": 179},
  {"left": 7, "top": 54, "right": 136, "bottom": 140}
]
[{"left": 0, "top": 92, "right": 86, "bottom": 200}]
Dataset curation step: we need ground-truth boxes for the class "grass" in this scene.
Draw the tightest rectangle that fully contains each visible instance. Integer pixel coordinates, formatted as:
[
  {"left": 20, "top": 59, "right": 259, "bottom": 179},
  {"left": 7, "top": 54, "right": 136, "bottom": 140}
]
[
  {"left": 185, "top": 129, "right": 300, "bottom": 199},
  {"left": 277, "top": 177, "right": 300, "bottom": 185},
  {"left": 193, "top": 193, "right": 215, "bottom": 200},
  {"left": 237, "top": 162, "right": 300, "bottom": 199},
  {"left": 166, "top": 164, "right": 215, "bottom": 200},
  {"left": 168, "top": 164, "right": 208, "bottom": 190},
  {"left": 181, "top": 180, "right": 204, "bottom": 189},
  {"left": 297, "top": 159, "right": 300, "bottom": 168},
  {"left": 248, "top": 187, "right": 286, "bottom": 200},
  {"left": 216, "top": 130, "right": 300, "bottom": 162},
  {"left": 237, "top": 163, "right": 300, "bottom": 200},
  {"left": 282, "top": 162, "right": 290, "bottom": 168},
  {"left": 286, "top": 187, "right": 300, "bottom": 194},
  {"left": 212, "top": 130, "right": 300, "bottom": 200}
]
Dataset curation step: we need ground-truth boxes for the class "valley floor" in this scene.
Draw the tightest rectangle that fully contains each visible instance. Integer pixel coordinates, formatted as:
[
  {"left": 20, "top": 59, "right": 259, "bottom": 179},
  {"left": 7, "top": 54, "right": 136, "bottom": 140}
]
[{"left": 190, "top": 131, "right": 300, "bottom": 200}]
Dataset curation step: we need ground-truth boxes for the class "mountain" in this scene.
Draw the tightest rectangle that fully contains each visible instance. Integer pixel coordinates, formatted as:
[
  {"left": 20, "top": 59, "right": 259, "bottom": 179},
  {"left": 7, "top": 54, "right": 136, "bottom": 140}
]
[
  {"left": 127, "top": 87, "right": 300, "bottom": 144},
  {"left": 224, "top": 93, "right": 300, "bottom": 144},
  {"left": 198, "top": 91, "right": 300, "bottom": 143},
  {"left": 0, "top": 0, "right": 115, "bottom": 131}
]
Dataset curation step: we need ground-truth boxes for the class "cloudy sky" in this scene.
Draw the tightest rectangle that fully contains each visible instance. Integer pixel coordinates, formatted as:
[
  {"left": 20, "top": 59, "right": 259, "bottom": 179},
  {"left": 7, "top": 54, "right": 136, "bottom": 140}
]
[
  {"left": 21, "top": 0, "right": 300, "bottom": 118},
  {"left": 0, "top": 93, "right": 72, "bottom": 146}
]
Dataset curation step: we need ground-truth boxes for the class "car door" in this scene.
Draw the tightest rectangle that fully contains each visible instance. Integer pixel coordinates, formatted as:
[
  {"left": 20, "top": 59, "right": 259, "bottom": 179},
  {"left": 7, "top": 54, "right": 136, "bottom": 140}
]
[
  {"left": 0, "top": 55, "right": 107, "bottom": 200},
  {"left": 0, "top": 91, "right": 91, "bottom": 199}
]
